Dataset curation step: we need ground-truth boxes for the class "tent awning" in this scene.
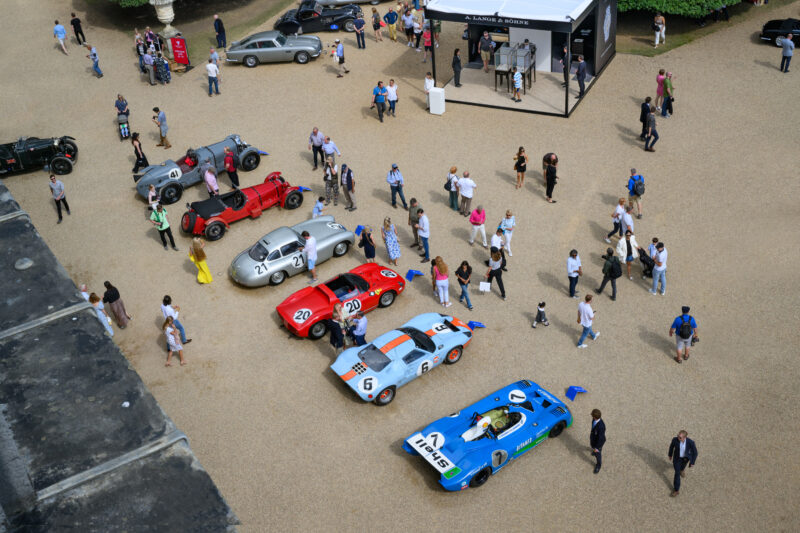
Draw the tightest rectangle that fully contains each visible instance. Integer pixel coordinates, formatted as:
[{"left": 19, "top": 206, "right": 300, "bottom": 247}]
[{"left": 424, "top": 0, "right": 594, "bottom": 23}]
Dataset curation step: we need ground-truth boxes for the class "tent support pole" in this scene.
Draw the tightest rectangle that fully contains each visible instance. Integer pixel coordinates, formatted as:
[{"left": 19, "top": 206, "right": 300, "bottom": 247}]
[{"left": 565, "top": 35, "right": 571, "bottom": 117}]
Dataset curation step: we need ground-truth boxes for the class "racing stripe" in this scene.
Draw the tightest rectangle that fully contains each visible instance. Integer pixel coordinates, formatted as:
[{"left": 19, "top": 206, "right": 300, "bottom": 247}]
[
  {"left": 340, "top": 369, "right": 357, "bottom": 381},
  {"left": 380, "top": 334, "right": 410, "bottom": 353},
  {"left": 424, "top": 329, "right": 436, "bottom": 337},
  {"left": 450, "top": 317, "right": 469, "bottom": 329}
]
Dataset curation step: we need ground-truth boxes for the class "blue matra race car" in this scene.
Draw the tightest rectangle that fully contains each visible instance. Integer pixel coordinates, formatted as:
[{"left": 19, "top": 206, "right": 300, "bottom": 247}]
[
  {"left": 330, "top": 313, "right": 474, "bottom": 406},
  {"left": 403, "top": 380, "right": 573, "bottom": 491}
]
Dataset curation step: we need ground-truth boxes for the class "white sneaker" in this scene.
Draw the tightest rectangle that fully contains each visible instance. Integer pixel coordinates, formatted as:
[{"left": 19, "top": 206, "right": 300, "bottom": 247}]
[
  {"left": 445, "top": 302, "right": 452, "bottom": 308},
  {"left": 604, "top": 237, "right": 611, "bottom": 244},
  {"left": 593, "top": 332, "right": 600, "bottom": 340},
  {"left": 507, "top": 251, "right": 513, "bottom": 257},
  {"left": 578, "top": 344, "right": 588, "bottom": 349}
]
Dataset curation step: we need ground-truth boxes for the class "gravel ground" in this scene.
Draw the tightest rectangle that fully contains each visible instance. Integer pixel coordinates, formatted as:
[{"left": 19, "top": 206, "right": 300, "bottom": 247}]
[{"left": 2, "top": 0, "right": 799, "bottom": 531}]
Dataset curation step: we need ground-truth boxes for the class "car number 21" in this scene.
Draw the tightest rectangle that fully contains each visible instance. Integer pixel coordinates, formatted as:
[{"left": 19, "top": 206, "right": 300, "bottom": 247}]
[
  {"left": 254, "top": 263, "right": 267, "bottom": 275},
  {"left": 292, "top": 255, "right": 304, "bottom": 268},
  {"left": 343, "top": 299, "right": 361, "bottom": 316}
]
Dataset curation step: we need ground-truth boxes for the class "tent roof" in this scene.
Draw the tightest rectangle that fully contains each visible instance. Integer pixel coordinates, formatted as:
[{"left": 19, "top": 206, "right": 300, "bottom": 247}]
[{"left": 425, "top": 0, "right": 594, "bottom": 23}]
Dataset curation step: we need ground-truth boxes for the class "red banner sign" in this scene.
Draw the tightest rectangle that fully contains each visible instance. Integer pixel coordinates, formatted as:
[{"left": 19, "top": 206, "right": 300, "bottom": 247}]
[{"left": 170, "top": 37, "right": 189, "bottom": 65}]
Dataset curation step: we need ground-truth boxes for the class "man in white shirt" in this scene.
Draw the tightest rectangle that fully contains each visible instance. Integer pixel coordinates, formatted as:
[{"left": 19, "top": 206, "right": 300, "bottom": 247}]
[
  {"left": 424, "top": 72, "right": 434, "bottom": 109},
  {"left": 620, "top": 205, "right": 635, "bottom": 235},
  {"left": 650, "top": 242, "right": 667, "bottom": 295},
  {"left": 457, "top": 171, "right": 476, "bottom": 216},
  {"left": 160, "top": 295, "right": 191, "bottom": 344},
  {"left": 415, "top": 209, "right": 430, "bottom": 262},
  {"left": 350, "top": 312, "right": 368, "bottom": 346},
  {"left": 206, "top": 58, "right": 220, "bottom": 96},
  {"left": 567, "top": 249, "right": 582, "bottom": 298},
  {"left": 577, "top": 294, "right": 599, "bottom": 348},
  {"left": 301, "top": 231, "right": 318, "bottom": 283},
  {"left": 605, "top": 198, "right": 626, "bottom": 243}
]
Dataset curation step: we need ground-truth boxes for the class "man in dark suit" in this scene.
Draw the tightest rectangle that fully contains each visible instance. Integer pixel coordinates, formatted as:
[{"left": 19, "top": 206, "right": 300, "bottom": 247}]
[
  {"left": 668, "top": 430, "right": 698, "bottom": 496},
  {"left": 559, "top": 45, "right": 569, "bottom": 87},
  {"left": 639, "top": 96, "right": 652, "bottom": 140},
  {"left": 589, "top": 409, "right": 606, "bottom": 474},
  {"left": 576, "top": 55, "right": 587, "bottom": 98}
]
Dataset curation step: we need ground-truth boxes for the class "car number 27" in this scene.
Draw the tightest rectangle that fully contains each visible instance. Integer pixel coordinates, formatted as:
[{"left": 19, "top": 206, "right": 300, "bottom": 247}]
[{"left": 343, "top": 298, "right": 361, "bottom": 316}]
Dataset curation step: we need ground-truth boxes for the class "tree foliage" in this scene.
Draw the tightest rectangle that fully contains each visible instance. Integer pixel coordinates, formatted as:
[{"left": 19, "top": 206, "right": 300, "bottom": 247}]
[
  {"left": 110, "top": 0, "right": 150, "bottom": 7},
  {"left": 618, "top": 0, "right": 741, "bottom": 18}
]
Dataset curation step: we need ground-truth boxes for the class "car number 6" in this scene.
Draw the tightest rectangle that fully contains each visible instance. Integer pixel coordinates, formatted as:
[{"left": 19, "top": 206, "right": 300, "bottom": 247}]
[
  {"left": 417, "top": 360, "right": 431, "bottom": 376},
  {"left": 358, "top": 376, "right": 377, "bottom": 393}
]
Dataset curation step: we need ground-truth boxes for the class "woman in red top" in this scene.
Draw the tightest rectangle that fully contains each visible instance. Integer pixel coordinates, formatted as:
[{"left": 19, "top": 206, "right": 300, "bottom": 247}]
[
  {"left": 422, "top": 26, "right": 433, "bottom": 63},
  {"left": 432, "top": 256, "right": 451, "bottom": 307}
]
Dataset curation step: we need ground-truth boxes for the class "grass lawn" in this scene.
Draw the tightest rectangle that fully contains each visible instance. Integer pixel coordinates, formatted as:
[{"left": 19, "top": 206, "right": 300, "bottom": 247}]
[{"left": 617, "top": 0, "right": 797, "bottom": 56}]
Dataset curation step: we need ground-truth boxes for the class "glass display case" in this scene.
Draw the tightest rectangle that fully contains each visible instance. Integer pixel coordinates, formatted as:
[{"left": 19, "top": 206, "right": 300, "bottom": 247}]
[
  {"left": 513, "top": 45, "right": 532, "bottom": 73},
  {"left": 494, "top": 43, "right": 514, "bottom": 73}
]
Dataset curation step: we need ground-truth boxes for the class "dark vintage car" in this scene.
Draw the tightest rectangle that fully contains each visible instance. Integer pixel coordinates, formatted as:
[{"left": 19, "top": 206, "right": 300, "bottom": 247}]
[
  {"left": 0, "top": 136, "right": 78, "bottom": 176},
  {"left": 275, "top": 1, "right": 362, "bottom": 35},
  {"left": 225, "top": 31, "right": 323, "bottom": 67},
  {"left": 760, "top": 18, "right": 800, "bottom": 46}
]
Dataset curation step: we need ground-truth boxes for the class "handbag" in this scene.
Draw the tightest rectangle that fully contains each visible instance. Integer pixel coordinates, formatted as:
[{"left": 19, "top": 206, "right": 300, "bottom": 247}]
[
  {"left": 443, "top": 175, "right": 452, "bottom": 191},
  {"left": 479, "top": 281, "right": 491, "bottom": 292},
  {"left": 651, "top": 22, "right": 660, "bottom": 31}
]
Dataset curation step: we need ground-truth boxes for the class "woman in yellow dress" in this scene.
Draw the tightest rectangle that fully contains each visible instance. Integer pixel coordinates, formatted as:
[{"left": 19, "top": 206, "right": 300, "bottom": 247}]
[{"left": 189, "top": 237, "right": 212, "bottom": 284}]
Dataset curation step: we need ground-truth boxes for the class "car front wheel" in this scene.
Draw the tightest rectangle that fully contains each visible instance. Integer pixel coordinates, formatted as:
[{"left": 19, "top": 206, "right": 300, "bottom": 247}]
[
  {"left": 378, "top": 290, "right": 396, "bottom": 308},
  {"left": 204, "top": 221, "right": 226, "bottom": 241},
  {"left": 443, "top": 346, "right": 463, "bottom": 365},
  {"left": 308, "top": 321, "right": 327, "bottom": 340},
  {"left": 332, "top": 241, "right": 349, "bottom": 257},
  {"left": 61, "top": 139, "right": 79, "bottom": 161},
  {"left": 469, "top": 467, "right": 492, "bottom": 488},
  {"left": 180, "top": 212, "right": 197, "bottom": 234},
  {"left": 295, "top": 51, "right": 310, "bottom": 64},
  {"left": 269, "top": 270, "right": 287, "bottom": 285},
  {"left": 50, "top": 156, "right": 73, "bottom": 175},
  {"left": 160, "top": 184, "right": 182, "bottom": 204},
  {"left": 343, "top": 19, "right": 355, "bottom": 32},
  {"left": 241, "top": 152, "right": 260, "bottom": 171},
  {"left": 283, "top": 191, "right": 303, "bottom": 209},
  {"left": 244, "top": 55, "right": 258, "bottom": 68},
  {"left": 374, "top": 386, "right": 395, "bottom": 406},
  {"left": 549, "top": 421, "right": 566, "bottom": 438}
]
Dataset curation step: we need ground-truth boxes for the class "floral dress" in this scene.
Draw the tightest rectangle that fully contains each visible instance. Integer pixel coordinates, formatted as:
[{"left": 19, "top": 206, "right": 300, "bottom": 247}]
[{"left": 382, "top": 224, "right": 400, "bottom": 261}]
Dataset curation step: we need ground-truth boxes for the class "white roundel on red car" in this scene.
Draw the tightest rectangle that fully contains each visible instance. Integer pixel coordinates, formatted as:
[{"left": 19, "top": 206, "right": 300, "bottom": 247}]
[
  {"left": 380, "top": 269, "right": 397, "bottom": 277},
  {"left": 293, "top": 308, "right": 312, "bottom": 324}
]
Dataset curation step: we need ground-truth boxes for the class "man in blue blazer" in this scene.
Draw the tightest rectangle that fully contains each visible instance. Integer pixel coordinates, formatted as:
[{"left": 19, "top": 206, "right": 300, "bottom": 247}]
[
  {"left": 590, "top": 409, "right": 606, "bottom": 474},
  {"left": 576, "top": 55, "right": 587, "bottom": 98},
  {"left": 668, "top": 430, "right": 698, "bottom": 496}
]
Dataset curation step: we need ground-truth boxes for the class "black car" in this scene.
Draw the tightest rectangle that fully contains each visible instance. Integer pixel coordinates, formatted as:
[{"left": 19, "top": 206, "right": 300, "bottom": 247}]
[
  {"left": 275, "top": 1, "right": 362, "bottom": 35},
  {"left": 0, "top": 136, "right": 78, "bottom": 176},
  {"left": 760, "top": 18, "right": 800, "bottom": 46}
]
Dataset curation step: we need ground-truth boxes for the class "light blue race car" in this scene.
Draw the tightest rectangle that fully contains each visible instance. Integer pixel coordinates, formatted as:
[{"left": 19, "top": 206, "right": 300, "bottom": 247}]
[
  {"left": 403, "top": 380, "right": 573, "bottom": 491},
  {"left": 330, "top": 313, "right": 475, "bottom": 406}
]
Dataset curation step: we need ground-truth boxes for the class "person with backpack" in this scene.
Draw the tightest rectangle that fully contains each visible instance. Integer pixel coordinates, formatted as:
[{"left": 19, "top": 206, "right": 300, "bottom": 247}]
[
  {"left": 445, "top": 166, "right": 459, "bottom": 211},
  {"left": 627, "top": 169, "right": 645, "bottom": 219},
  {"left": 669, "top": 306, "right": 698, "bottom": 363},
  {"left": 595, "top": 248, "right": 621, "bottom": 301},
  {"left": 223, "top": 146, "right": 239, "bottom": 189}
]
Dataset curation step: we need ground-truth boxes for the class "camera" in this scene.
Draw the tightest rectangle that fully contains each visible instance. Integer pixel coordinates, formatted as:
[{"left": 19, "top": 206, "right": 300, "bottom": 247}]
[{"left": 691, "top": 336, "right": 699, "bottom": 346}]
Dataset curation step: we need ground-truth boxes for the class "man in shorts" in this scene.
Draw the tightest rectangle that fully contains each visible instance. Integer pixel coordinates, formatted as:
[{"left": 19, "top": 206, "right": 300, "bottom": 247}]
[
  {"left": 669, "top": 306, "right": 698, "bottom": 364},
  {"left": 478, "top": 31, "right": 494, "bottom": 73},
  {"left": 53, "top": 20, "right": 68, "bottom": 55},
  {"left": 301, "top": 231, "right": 318, "bottom": 283}
]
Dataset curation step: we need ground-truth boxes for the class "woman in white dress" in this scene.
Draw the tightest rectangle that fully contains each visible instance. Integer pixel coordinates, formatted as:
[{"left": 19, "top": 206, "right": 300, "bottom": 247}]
[{"left": 163, "top": 316, "right": 187, "bottom": 366}]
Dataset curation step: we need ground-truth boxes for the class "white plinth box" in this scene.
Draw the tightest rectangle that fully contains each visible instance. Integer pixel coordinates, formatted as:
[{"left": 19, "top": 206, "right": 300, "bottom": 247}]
[{"left": 429, "top": 87, "right": 445, "bottom": 115}]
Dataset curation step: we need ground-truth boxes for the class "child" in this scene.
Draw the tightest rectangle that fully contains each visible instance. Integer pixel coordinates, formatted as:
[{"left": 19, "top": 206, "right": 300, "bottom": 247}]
[
  {"left": 531, "top": 302, "right": 549, "bottom": 328},
  {"left": 312, "top": 196, "right": 325, "bottom": 218}
]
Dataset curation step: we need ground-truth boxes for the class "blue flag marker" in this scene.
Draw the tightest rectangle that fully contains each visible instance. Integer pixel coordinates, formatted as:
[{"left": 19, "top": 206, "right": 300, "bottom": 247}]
[
  {"left": 298, "top": 186, "right": 312, "bottom": 192},
  {"left": 405, "top": 269, "right": 424, "bottom": 282},
  {"left": 330, "top": 24, "right": 339, "bottom": 30},
  {"left": 565, "top": 386, "right": 587, "bottom": 402},
  {"left": 355, "top": 225, "right": 364, "bottom": 236},
  {"left": 258, "top": 150, "right": 269, "bottom": 155},
  {"left": 467, "top": 321, "right": 486, "bottom": 330}
]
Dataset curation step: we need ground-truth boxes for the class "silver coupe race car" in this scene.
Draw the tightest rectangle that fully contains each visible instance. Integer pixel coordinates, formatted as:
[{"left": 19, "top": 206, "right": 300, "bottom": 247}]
[
  {"left": 229, "top": 216, "right": 355, "bottom": 287},
  {"left": 225, "top": 31, "right": 323, "bottom": 67}
]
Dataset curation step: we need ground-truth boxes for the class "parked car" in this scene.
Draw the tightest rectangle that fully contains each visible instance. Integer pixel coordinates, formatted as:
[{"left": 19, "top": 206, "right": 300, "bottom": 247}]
[
  {"left": 276, "top": 263, "right": 404, "bottom": 339},
  {"left": 275, "top": 1, "right": 362, "bottom": 35},
  {"left": 134, "top": 134, "right": 264, "bottom": 205},
  {"left": 760, "top": 18, "right": 800, "bottom": 46},
  {"left": 230, "top": 216, "right": 354, "bottom": 287},
  {"left": 323, "top": 0, "right": 379, "bottom": 5},
  {"left": 403, "top": 380, "right": 573, "bottom": 491},
  {"left": 331, "top": 313, "right": 476, "bottom": 406},
  {"left": 225, "top": 31, "right": 323, "bottom": 67},
  {"left": 0, "top": 136, "right": 78, "bottom": 176},
  {"left": 180, "top": 172, "right": 303, "bottom": 241}
]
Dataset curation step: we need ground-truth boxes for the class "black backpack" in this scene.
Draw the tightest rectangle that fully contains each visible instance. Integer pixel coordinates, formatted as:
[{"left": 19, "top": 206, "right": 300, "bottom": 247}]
[
  {"left": 633, "top": 175, "right": 645, "bottom": 196},
  {"left": 610, "top": 257, "right": 622, "bottom": 279},
  {"left": 679, "top": 316, "right": 693, "bottom": 339}
]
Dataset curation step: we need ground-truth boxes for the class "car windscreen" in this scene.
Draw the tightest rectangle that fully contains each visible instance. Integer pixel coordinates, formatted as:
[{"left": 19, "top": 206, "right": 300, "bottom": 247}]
[
  {"left": 276, "top": 34, "right": 287, "bottom": 46},
  {"left": 399, "top": 328, "right": 435, "bottom": 353},
  {"left": 248, "top": 242, "right": 268, "bottom": 262},
  {"left": 357, "top": 345, "right": 391, "bottom": 372}
]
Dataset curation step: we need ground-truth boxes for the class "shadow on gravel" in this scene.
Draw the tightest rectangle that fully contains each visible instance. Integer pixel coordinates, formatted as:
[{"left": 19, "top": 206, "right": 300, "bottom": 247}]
[
  {"left": 637, "top": 325, "right": 675, "bottom": 360},
  {"left": 559, "top": 430, "right": 595, "bottom": 466},
  {"left": 626, "top": 443, "right": 673, "bottom": 489}
]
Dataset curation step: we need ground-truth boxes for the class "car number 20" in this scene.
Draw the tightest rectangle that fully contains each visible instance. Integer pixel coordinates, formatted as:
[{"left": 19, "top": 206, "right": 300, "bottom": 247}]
[
  {"left": 293, "top": 308, "right": 312, "bottom": 324},
  {"left": 343, "top": 298, "right": 361, "bottom": 316}
]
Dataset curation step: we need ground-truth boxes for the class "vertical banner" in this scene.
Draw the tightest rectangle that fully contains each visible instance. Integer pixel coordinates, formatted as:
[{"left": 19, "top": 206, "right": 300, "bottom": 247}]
[
  {"left": 170, "top": 36, "right": 189, "bottom": 65},
  {"left": 594, "top": 0, "right": 616, "bottom": 74}
]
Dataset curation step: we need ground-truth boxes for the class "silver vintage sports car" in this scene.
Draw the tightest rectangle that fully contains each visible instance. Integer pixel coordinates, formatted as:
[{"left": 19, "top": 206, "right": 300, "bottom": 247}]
[
  {"left": 225, "top": 31, "right": 323, "bottom": 67},
  {"left": 229, "top": 216, "right": 355, "bottom": 287}
]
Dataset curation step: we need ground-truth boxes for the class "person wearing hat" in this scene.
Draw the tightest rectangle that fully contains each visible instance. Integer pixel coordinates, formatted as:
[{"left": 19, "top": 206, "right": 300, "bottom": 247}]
[
  {"left": 333, "top": 39, "right": 349, "bottom": 77},
  {"left": 595, "top": 248, "right": 621, "bottom": 301},
  {"left": 386, "top": 163, "right": 408, "bottom": 209},
  {"left": 340, "top": 163, "right": 356, "bottom": 211},
  {"left": 669, "top": 306, "right": 698, "bottom": 364}
]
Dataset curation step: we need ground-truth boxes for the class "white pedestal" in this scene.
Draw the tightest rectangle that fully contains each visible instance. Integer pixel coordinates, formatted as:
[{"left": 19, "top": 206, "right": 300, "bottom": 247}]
[{"left": 429, "top": 87, "right": 445, "bottom": 115}]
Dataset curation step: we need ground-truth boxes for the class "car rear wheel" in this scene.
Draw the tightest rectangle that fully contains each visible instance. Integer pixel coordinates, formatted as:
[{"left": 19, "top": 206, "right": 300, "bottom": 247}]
[
  {"left": 160, "top": 184, "right": 182, "bottom": 204},
  {"left": 61, "top": 139, "right": 79, "bottom": 161},
  {"left": 269, "top": 270, "right": 287, "bottom": 285},
  {"left": 50, "top": 156, "right": 73, "bottom": 175},
  {"left": 378, "top": 290, "right": 396, "bottom": 308},
  {"left": 343, "top": 19, "right": 355, "bottom": 32},
  {"left": 241, "top": 152, "right": 260, "bottom": 171},
  {"left": 284, "top": 191, "right": 303, "bottom": 209},
  {"left": 469, "top": 467, "right": 492, "bottom": 488},
  {"left": 244, "top": 55, "right": 259, "bottom": 68},
  {"left": 332, "top": 241, "right": 349, "bottom": 257},
  {"left": 775, "top": 36, "right": 784, "bottom": 47},
  {"left": 180, "top": 212, "right": 197, "bottom": 234},
  {"left": 548, "top": 421, "right": 566, "bottom": 438},
  {"left": 308, "top": 321, "right": 327, "bottom": 340},
  {"left": 443, "top": 346, "right": 463, "bottom": 365},
  {"left": 295, "top": 51, "right": 310, "bottom": 64},
  {"left": 374, "top": 386, "right": 395, "bottom": 406},
  {"left": 204, "top": 221, "right": 226, "bottom": 241}
]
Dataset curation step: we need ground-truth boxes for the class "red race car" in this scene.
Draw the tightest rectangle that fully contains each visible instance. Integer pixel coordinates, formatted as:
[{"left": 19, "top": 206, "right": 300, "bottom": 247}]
[
  {"left": 180, "top": 171, "right": 303, "bottom": 241},
  {"left": 277, "top": 264, "right": 405, "bottom": 340}
]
